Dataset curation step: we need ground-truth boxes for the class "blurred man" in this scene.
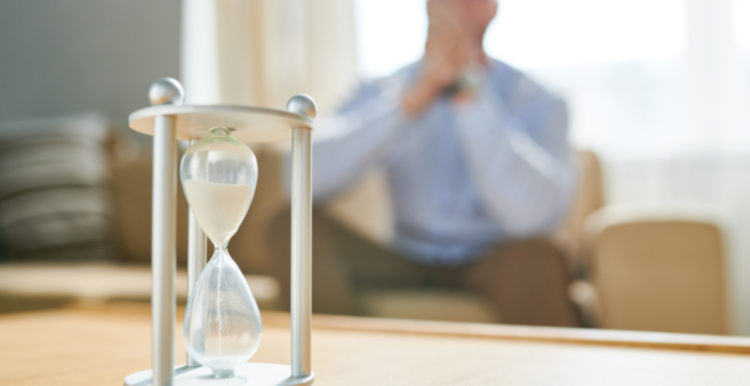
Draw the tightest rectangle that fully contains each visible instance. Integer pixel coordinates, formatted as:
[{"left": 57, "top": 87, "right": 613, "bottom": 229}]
[{"left": 269, "top": 0, "right": 579, "bottom": 326}]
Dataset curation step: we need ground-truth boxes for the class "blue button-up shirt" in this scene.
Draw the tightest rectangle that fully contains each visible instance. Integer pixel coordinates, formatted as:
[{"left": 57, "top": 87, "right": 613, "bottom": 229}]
[{"left": 294, "top": 59, "right": 576, "bottom": 266}]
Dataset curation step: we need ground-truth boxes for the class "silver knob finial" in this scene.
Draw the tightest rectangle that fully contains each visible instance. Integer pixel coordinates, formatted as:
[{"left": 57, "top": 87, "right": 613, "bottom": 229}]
[
  {"left": 286, "top": 94, "right": 317, "bottom": 119},
  {"left": 149, "top": 77, "right": 185, "bottom": 106}
]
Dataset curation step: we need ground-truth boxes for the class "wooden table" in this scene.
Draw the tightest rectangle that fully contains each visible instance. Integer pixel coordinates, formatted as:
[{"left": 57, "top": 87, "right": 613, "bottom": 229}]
[{"left": 3, "top": 303, "right": 750, "bottom": 386}]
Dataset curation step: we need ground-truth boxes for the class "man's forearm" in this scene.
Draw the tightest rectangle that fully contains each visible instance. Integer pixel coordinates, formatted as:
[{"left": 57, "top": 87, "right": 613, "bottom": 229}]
[
  {"left": 452, "top": 89, "right": 577, "bottom": 236},
  {"left": 295, "top": 97, "right": 407, "bottom": 203}
]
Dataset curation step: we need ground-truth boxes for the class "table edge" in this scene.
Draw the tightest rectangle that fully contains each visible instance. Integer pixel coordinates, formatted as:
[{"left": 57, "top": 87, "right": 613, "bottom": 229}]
[
  {"left": 39, "top": 303, "right": 750, "bottom": 355},
  {"left": 293, "top": 314, "right": 750, "bottom": 355}
]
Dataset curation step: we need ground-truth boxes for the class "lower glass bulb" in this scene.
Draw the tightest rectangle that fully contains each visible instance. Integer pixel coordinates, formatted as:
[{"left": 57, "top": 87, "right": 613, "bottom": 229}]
[{"left": 183, "top": 248, "right": 263, "bottom": 378}]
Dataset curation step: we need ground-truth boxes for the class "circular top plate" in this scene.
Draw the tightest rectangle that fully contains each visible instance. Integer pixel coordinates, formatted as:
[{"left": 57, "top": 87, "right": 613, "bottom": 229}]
[{"left": 129, "top": 104, "right": 314, "bottom": 143}]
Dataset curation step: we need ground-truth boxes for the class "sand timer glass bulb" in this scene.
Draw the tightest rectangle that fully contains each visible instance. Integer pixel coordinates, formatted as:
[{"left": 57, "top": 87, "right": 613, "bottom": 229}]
[{"left": 180, "top": 127, "right": 262, "bottom": 378}]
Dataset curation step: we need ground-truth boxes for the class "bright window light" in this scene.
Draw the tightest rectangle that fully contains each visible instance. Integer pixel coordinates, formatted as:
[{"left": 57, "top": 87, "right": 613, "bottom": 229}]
[
  {"left": 485, "top": 0, "right": 686, "bottom": 69},
  {"left": 735, "top": 0, "right": 750, "bottom": 48},
  {"left": 354, "top": 0, "right": 427, "bottom": 79}
]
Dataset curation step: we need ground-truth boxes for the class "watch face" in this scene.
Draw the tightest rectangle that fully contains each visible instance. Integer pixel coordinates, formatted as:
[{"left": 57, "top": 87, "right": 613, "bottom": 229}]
[{"left": 444, "top": 67, "right": 484, "bottom": 95}]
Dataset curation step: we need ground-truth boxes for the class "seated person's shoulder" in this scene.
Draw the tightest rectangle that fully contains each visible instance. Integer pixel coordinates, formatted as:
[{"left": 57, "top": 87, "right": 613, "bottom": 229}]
[{"left": 489, "top": 59, "right": 564, "bottom": 113}]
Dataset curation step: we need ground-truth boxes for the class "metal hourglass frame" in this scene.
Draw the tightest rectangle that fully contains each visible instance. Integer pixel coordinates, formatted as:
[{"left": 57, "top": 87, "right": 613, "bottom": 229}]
[{"left": 124, "top": 78, "right": 316, "bottom": 386}]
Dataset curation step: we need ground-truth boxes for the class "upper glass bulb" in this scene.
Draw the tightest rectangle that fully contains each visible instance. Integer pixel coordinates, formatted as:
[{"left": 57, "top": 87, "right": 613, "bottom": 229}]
[
  {"left": 180, "top": 127, "right": 258, "bottom": 247},
  {"left": 180, "top": 127, "right": 262, "bottom": 378}
]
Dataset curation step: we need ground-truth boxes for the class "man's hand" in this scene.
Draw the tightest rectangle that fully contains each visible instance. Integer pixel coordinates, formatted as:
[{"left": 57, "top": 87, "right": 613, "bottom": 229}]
[{"left": 402, "top": 0, "right": 486, "bottom": 116}]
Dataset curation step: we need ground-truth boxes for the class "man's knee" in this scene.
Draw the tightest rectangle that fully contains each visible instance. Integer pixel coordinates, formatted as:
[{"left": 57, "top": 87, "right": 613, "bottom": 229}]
[{"left": 492, "top": 238, "right": 568, "bottom": 269}]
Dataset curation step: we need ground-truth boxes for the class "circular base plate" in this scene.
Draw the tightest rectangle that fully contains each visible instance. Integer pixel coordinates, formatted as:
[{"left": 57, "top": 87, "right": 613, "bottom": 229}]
[
  {"left": 124, "top": 363, "right": 315, "bottom": 386},
  {"left": 128, "top": 104, "right": 314, "bottom": 143}
]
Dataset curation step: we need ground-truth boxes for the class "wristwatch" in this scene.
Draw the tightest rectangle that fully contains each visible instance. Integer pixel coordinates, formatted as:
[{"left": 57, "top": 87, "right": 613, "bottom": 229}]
[{"left": 444, "top": 66, "right": 483, "bottom": 95}]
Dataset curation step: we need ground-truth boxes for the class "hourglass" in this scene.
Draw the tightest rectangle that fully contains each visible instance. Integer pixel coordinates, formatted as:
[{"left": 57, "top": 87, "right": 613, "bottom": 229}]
[
  {"left": 124, "top": 78, "right": 316, "bottom": 386},
  {"left": 180, "top": 127, "right": 262, "bottom": 378}
]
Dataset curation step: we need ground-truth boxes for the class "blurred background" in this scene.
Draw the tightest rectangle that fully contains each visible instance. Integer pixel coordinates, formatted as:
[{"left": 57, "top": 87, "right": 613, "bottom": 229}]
[{"left": 0, "top": 0, "right": 749, "bottom": 336}]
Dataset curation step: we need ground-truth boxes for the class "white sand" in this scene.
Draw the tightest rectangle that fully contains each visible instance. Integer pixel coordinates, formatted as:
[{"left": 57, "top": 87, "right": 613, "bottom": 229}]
[{"left": 182, "top": 180, "right": 256, "bottom": 246}]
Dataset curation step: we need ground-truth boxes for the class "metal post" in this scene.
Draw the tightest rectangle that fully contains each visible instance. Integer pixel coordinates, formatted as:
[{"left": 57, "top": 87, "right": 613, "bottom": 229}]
[
  {"left": 186, "top": 139, "right": 207, "bottom": 368},
  {"left": 290, "top": 127, "right": 312, "bottom": 377},
  {"left": 148, "top": 78, "right": 184, "bottom": 386},
  {"left": 286, "top": 94, "right": 317, "bottom": 380},
  {"left": 152, "top": 114, "right": 177, "bottom": 386}
]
